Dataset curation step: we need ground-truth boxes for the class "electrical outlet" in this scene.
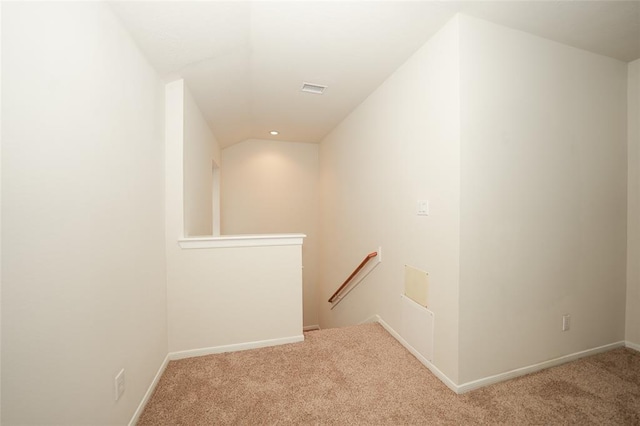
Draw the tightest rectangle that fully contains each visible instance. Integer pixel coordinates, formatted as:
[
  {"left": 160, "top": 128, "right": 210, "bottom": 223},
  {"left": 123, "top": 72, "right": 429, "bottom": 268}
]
[
  {"left": 115, "top": 369, "right": 125, "bottom": 401},
  {"left": 562, "top": 314, "right": 570, "bottom": 332},
  {"left": 417, "top": 200, "right": 429, "bottom": 216}
]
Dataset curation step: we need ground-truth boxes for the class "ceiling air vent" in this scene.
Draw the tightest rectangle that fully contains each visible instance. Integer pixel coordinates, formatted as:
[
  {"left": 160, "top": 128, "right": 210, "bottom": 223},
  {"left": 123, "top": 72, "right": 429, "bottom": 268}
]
[{"left": 301, "top": 82, "right": 327, "bottom": 95}]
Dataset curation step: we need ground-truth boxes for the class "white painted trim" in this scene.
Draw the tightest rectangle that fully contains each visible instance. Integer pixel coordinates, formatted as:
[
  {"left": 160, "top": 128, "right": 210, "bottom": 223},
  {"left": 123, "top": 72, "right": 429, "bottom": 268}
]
[
  {"left": 457, "top": 340, "right": 626, "bottom": 393},
  {"left": 128, "top": 334, "right": 306, "bottom": 424},
  {"left": 178, "top": 233, "right": 306, "bottom": 249},
  {"left": 359, "top": 315, "right": 380, "bottom": 325},
  {"left": 303, "top": 325, "right": 320, "bottom": 331},
  {"left": 370, "top": 314, "right": 626, "bottom": 395},
  {"left": 168, "top": 335, "right": 305, "bottom": 360},
  {"left": 626, "top": 341, "right": 640, "bottom": 352},
  {"left": 128, "top": 354, "right": 170, "bottom": 426},
  {"left": 373, "top": 315, "right": 459, "bottom": 393}
]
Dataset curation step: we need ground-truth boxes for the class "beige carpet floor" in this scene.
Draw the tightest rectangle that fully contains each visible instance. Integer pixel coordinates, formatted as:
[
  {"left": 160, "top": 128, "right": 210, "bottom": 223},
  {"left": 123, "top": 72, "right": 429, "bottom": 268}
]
[{"left": 138, "top": 323, "right": 640, "bottom": 425}]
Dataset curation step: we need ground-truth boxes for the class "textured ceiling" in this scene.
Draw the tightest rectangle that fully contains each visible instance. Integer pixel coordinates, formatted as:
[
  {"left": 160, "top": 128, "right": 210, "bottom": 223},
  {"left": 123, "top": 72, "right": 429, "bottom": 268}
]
[{"left": 110, "top": 1, "right": 640, "bottom": 147}]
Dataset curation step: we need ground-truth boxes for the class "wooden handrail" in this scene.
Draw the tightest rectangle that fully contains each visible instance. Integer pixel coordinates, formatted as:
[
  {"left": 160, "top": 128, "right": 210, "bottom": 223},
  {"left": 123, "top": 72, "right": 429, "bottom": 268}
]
[{"left": 328, "top": 251, "right": 378, "bottom": 303}]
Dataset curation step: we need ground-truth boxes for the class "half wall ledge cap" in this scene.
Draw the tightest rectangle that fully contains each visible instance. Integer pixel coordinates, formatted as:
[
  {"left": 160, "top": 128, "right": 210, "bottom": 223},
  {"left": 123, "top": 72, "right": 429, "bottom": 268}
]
[{"left": 178, "top": 233, "right": 306, "bottom": 249}]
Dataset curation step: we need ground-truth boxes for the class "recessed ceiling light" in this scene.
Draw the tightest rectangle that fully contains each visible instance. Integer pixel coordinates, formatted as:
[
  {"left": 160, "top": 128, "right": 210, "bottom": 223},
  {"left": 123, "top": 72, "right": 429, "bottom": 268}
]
[
  {"left": 270, "top": 130, "right": 279, "bottom": 135},
  {"left": 301, "top": 82, "right": 327, "bottom": 95}
]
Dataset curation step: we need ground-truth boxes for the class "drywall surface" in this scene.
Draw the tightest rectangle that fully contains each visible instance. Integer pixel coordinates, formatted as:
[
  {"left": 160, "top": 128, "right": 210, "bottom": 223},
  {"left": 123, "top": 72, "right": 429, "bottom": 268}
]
[
  {"left": 166, "top": 88, "right": 303, "bottom": 353},
  {"left": 2, "top": 3, "right": 167, "bottom": 424},
  {"left": 221, "top": 139, "right": 320, "bottom": 326},
  {"left": 318, "top": 17, "right": 461, "bottom": 382},
  {"left": 183, "top": 84, "right": 221, "bottom": 237},
  {"left": 0, "top": 2, "right": 4, "bottom": 421},
  {"left": 458, "top": 15, "right": 628, "bottom": 383},
  {"left": 166, "top": 243, "right": 303, "bottom": 352},
  {"left": 165, "top": 80, "right": 186, "bottom": 243},
  {"left": 627, "top": 59, "right": 640, "bottom": 346}
]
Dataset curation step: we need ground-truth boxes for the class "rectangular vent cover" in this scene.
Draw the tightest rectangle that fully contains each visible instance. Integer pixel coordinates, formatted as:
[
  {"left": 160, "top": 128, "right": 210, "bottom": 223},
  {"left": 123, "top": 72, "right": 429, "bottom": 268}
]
[{"left": 301, "top": 82, "right": 327, "bottom": 94}]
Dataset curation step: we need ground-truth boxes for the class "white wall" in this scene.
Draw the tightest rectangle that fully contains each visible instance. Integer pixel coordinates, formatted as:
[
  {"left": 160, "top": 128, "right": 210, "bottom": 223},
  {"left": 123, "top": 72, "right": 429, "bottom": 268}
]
[
  {"left": 627, "top": 59, "right": 640, "bottom": 347},
  {"left": 318, "top": 17, "right": 461, "bottom": 382},
  {"left": 318, "top": 13, "right": 629, "bottom": 387},
  {"left": 0, "top": 2, "right": 4, "bottom": 420},
  {"left": 166, "top": 85, "right": 303, "bottom": 354},
  {"left": 2, "top": 3, "right": 167, "bottom": 424},
  {"left": 458, "top": 15, "right": 628, "bottom": 383},
  {"left": 183, "top": 84, "right": 221, "bottom": 237},
  {"left": 166, "top": 243, "right": 304, "bottom": 353},
  {"left": 222, "top": 139, "right": 320, "bottom": 326}
]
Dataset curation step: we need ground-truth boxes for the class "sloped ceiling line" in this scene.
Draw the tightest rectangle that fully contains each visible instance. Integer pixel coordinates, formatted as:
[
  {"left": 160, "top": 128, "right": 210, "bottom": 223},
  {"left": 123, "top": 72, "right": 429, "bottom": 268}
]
[{"left": 110, "top": 1, "right": 640, "bottom": 148}]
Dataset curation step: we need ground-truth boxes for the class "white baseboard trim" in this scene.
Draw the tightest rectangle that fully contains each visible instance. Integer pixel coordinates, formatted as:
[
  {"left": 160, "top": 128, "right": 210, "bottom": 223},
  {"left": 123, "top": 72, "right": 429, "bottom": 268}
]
[
  {"left": 128, "top": 354, "right": 170, "bottom": 426},
  {"left": 457, "top": 340, "right": 626, "bottom": 393},
  {"left": 370, "top": 314, "right": 626, "bottom": 395},
  {"left": 128, "top": 334, "right": 305, "bottom": 424},
  {"left": 359, "top": 315, "right": 380, "bottom": 325},
  {"left": 371, "top": 315, "right": 460, "bottom": 393},
  {"left": 168, "top": 335, "right": 305, "bottom": 360},
  {"left": 303, "top": 325, "right": 320, "bottom": 331},
  {"left": 626, "top": 341, "right": 640, "bottom": 352}
]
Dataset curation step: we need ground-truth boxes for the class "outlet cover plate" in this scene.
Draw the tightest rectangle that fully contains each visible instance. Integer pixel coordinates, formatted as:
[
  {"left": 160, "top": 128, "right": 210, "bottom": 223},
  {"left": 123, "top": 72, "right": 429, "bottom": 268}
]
[
  {"left": 562, "top": 315, "right": 571, "bottom": 332},
  {"left": 417, "top": 200, "right": 429, "bottom": 216}
]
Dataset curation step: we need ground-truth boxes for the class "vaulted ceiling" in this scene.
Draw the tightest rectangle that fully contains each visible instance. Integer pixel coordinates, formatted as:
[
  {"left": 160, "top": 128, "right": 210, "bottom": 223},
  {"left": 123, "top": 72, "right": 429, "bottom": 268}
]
[{"left": 110, "top": 1, "right": 640, "bottom": 148}]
